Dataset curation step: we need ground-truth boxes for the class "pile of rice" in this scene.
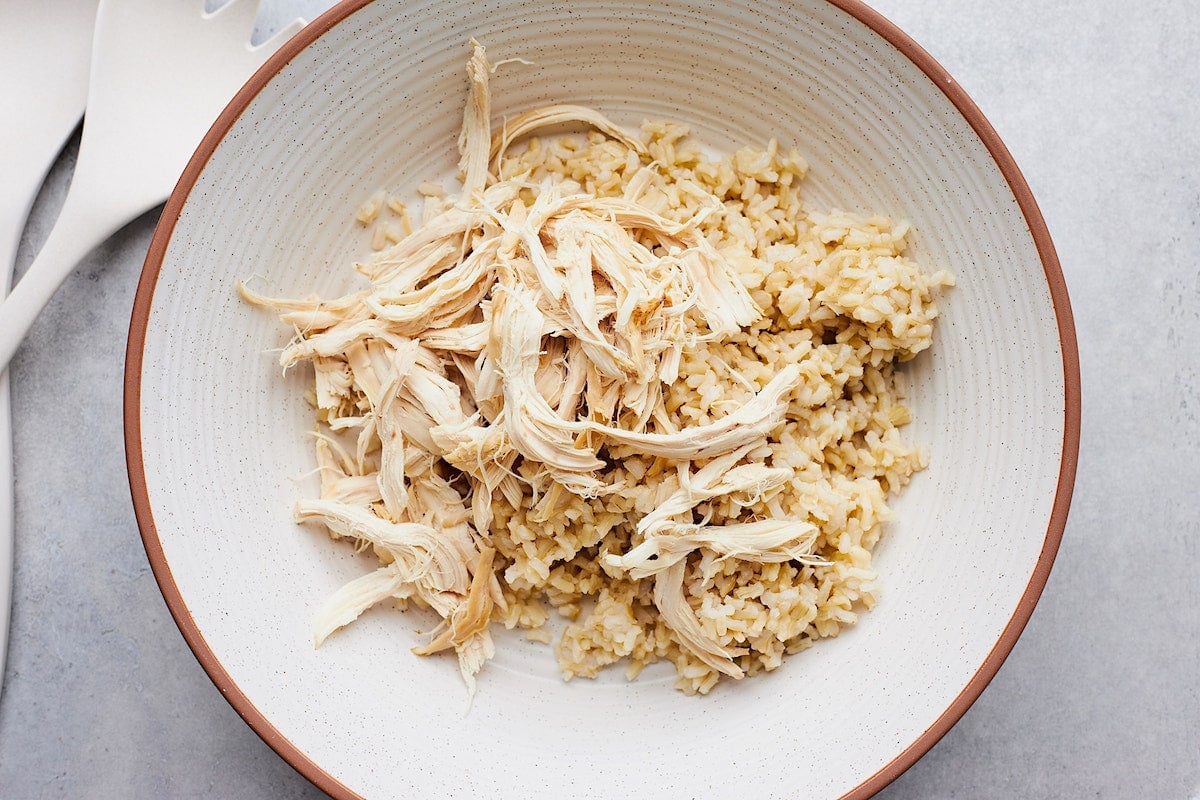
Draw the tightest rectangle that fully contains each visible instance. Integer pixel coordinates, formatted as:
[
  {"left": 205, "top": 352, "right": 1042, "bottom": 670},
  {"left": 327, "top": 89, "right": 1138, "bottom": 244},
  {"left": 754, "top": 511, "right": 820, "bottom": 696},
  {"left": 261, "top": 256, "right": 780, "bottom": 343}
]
[
  {"left": 484, "top": 126, "right": 951, "bottom": 693},
  {"left": 246, "top": 46, "right": 952, "bottom": 696}
]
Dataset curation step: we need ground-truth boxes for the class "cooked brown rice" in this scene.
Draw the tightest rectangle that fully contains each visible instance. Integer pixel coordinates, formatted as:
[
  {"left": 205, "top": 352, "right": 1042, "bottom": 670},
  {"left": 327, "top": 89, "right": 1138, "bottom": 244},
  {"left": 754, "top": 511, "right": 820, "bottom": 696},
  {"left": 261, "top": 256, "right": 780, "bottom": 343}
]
[{"left": 489, "top": 125, "right": 951, "bottom": 692}]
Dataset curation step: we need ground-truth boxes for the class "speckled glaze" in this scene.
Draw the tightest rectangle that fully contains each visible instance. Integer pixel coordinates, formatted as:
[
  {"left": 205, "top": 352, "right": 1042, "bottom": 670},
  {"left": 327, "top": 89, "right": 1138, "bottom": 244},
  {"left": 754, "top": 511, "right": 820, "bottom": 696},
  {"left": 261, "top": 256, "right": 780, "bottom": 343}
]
[{"left": 125, "top": 1, "right": 1078, "bottom": 798}]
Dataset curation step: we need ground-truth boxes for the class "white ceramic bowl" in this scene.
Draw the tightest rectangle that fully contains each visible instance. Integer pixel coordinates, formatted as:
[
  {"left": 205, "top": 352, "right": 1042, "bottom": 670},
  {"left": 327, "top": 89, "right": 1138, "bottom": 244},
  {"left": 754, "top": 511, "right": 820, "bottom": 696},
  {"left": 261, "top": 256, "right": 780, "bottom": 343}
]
[{"left": 125, "top": 1, "right": 1079, "bottom": 797}]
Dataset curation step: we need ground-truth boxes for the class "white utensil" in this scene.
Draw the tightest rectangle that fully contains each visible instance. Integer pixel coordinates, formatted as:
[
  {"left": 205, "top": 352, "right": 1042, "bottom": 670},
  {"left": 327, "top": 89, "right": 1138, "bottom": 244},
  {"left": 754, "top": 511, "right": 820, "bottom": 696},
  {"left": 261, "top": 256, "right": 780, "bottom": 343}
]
[
  {"left": 0, "top": 0, "right": 306, "bottom": 372},
  {"left": 0, "top": 0, "right": 100, "bottom": 700}
]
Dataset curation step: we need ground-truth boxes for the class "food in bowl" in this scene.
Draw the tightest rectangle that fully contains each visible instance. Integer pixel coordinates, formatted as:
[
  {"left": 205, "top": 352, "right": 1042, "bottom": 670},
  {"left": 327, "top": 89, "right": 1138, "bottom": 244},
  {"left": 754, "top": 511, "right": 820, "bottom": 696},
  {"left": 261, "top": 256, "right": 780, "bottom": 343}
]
[{"left": 241, "top": 42, "right": 953, "bottom": 695}]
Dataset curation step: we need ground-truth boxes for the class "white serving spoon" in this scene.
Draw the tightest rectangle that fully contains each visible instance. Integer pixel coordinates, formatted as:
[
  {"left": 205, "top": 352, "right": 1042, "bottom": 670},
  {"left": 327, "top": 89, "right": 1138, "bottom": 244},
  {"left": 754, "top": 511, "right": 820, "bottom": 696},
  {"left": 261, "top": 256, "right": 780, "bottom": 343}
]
[
  {"left": 0, "top": 0, "right": 305, "bottom": 703},
  {"left": 0, "top": 0, "right": 100, "bottom": 702}
]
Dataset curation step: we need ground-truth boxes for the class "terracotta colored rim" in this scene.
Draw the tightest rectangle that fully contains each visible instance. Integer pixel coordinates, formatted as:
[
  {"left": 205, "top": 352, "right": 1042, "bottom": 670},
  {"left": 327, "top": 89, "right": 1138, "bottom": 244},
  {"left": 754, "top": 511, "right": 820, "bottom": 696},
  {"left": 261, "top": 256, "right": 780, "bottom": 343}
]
[{"left": 123, "top": 1, "right": 1081, "bottom": 798}]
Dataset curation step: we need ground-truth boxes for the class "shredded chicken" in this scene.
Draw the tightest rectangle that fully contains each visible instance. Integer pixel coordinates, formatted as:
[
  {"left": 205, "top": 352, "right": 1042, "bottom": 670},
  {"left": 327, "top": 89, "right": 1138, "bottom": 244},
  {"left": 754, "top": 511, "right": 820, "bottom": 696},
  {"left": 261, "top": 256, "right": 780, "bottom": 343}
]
[{"left": 239, "top": 42, "right": 916, "bottom": 696}]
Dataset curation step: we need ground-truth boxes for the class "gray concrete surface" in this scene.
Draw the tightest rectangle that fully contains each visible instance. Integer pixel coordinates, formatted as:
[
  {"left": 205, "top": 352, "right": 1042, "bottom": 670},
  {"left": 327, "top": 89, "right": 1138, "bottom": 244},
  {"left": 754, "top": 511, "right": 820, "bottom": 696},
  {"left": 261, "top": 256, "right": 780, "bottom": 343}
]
[{"left": 1, "top": 1, "right": 1197, "bottom": 797}]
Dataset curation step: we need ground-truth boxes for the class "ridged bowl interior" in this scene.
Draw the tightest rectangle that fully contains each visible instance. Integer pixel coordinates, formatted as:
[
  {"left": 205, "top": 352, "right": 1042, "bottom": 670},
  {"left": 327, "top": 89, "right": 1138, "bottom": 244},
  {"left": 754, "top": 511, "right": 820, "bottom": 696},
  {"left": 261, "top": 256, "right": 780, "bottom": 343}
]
[{"left": 129, "top": 1, "right": 1072, "bottom": 798}]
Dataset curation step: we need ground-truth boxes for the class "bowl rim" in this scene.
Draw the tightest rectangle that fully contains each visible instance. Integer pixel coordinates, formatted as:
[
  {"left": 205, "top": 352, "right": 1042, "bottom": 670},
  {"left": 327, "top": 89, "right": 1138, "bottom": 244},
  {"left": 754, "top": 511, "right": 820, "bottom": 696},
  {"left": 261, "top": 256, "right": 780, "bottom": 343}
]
[{"left": 123, "top": 1, "right": 1081, "bottom": 797}]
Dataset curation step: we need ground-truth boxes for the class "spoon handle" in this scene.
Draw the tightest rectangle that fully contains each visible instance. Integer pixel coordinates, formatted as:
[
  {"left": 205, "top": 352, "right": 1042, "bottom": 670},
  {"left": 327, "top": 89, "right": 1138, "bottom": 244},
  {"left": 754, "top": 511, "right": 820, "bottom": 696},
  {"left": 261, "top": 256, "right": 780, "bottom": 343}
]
[
  {"left": 0, "top": 370, "right": 11, "bottom": 687},
  {"left": 0, "top": 206, "right": 20, "bottom": 692},
  {"left": 0, "top": 176, "right": 150, "bottom": 372}
]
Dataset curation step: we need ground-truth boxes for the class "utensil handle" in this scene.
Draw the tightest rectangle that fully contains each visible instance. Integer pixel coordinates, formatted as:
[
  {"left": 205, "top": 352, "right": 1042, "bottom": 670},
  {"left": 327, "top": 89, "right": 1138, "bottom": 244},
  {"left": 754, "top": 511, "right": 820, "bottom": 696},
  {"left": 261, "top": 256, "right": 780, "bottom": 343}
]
[
  {"left": 0, "top": 369, "right": 11, "bottom": 692},
  {"left": 0, "top": 181, "right": 139, "bottom": 372},
  {"left": 0, "top": 194, "right": 25, "bottom": 699}
]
